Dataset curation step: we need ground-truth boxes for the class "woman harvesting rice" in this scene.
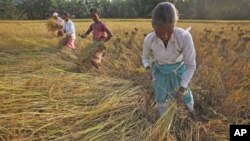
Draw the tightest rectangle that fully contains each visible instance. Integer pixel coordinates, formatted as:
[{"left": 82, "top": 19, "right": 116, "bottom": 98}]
[
  {"left": 63, "top": 13, "right": 76, "bottom": 49},
  {"left": 52, "top": 12, "right": 64, "bottom": 37},
  {"left": 80, "top": 8, "right": 113, "bottom": 69},
  {"left": 142, "top": 2, "right": 196, "bottom": 118}
]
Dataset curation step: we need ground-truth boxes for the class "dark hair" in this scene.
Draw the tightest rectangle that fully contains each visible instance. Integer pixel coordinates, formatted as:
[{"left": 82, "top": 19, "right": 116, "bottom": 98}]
[
  {"left": 64, "top": 12, "right": 70, "bottom": 17},
  {"left": 152, "top": 2, "right": 178, "bottom": 26},
  {"left": 90, "top": 7, "right": 99, "bottom": 14}
]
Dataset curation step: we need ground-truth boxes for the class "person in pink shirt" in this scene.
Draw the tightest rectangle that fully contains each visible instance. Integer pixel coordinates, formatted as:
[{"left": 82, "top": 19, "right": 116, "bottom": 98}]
[{"left": 80, "top": 8, "right": 113, "bottom": 69}]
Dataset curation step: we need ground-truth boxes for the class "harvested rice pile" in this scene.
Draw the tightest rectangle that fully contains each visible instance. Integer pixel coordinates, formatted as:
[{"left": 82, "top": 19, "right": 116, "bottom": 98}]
[
  {"left": 0, "top": 71, "right": 149, "bottom": 140},
  {"left": 0, "top": 67, "right": 199, "bottom": 141}
]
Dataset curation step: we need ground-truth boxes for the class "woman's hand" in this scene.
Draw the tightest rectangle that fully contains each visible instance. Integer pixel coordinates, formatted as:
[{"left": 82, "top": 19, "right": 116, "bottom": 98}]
[
  {"left": 79, "top": 33, "right": 87, "bottom": 38},
  {"left": 176, "top": 86, "right": 186, "bottom": 102},
  {"left": 146, "top": 67, "right": 154, "bottom": 81},
  {"left": 146, "top": 70, "right": 153, "bottom": 81},
  {"left": 103, "top": 38, "right": 108, "bottom": 43}
]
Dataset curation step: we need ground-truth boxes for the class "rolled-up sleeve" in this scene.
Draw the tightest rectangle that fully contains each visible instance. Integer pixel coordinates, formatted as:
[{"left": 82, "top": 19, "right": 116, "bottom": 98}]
[
  {"left": 181, "top": 32, "right": 196, "bottom": 88},
  {"left": 142, "top": 36, "right": 151, "bottom": 68}
]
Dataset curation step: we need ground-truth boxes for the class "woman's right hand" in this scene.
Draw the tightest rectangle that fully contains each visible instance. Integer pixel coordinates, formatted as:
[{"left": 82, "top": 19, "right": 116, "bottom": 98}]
[{"left": 146, "top": 69, "right": 153, "bottom": 81}]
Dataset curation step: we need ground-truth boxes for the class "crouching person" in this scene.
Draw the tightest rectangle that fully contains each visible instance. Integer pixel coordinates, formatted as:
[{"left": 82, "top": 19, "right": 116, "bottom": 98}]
[{"left": 142, "top": 2, "right": 196, "bottom": 119}]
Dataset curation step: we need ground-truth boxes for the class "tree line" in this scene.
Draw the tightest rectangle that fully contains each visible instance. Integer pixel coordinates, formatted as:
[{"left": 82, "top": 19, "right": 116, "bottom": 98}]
[{"left": 0, "top": 0, "right": 249, "bottom": 20}]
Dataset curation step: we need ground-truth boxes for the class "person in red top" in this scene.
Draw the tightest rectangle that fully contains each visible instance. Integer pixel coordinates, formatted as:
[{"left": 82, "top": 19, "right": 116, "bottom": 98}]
[{"left": 80, "top": 8, "right": 113, "bottom": 69}]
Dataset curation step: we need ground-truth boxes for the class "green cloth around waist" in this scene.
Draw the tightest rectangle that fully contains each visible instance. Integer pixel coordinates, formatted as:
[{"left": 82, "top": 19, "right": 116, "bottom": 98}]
[{"left": 152, "top": 62, "right": 192, "bottom": 104}]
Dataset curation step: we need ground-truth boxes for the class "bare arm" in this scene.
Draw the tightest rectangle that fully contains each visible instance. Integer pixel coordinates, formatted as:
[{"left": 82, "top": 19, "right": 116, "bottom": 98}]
[
  {"left": 104, "top": 27, "right": 113, "bottom": 42},
  {"left": 85, "top": 26, "right": 92, "bottom": 36},
  {"left": 80, "top": 26, "right": 92, "bottom": 38}
]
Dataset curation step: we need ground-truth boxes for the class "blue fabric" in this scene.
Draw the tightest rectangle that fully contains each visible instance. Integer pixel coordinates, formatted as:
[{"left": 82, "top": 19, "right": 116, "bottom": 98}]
[{"left": 152, "top": 62, "right": 193, "bottom": 110}]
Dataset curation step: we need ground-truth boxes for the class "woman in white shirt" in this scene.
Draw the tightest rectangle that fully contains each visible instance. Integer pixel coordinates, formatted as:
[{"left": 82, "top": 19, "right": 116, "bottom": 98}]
[
  {"left": 142, "top": 2, "right": 196, "bottom": 117},
  {"left": 52, "top": 12, "right": 64, "bottom": 36},
  {"left": 52, "top": 12, "right": 64, "bottom": 27},
  {"left": 63, "top": 13, "right": 76, "bottom": 49}
]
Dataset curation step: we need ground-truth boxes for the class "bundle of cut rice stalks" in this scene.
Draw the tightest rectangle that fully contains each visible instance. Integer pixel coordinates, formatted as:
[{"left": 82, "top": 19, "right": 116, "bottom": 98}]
[
  {"left": 0, "top": 69, "right": 204, "bottom": 141},
  {"left": 47, "top": 17, "right": 62, "bottom": 32},
  {"left": 57, "top": 42, "right": 105, "bottom": 71},
  {"left": 0, "top": 70, "right": 157, "bottom": 141},
  {"left": 139, "top": 101, "right": 177, "bottom": 141}
]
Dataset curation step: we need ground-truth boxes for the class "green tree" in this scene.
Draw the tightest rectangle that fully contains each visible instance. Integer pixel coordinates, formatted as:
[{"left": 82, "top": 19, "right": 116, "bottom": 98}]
[
  {"left": 1, "top": 0, "right": 249, "bottom": 20},
  {"left": 17, "top": 0, "right": 52, "bottom": 19},
  {"left": 0, "top": 0, "right": 19, "bottom": 19}
]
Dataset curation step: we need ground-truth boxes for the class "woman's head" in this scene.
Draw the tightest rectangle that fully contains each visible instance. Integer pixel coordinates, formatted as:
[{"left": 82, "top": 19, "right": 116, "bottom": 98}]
[
  {"left": 52, "top": 12, "right": 58, "bottom": 19},
  {"left": 63, "top": 12, "right": 70, "bottom": 22},
  {"left": 152, "top": 2, "right": 178, "bottom": 41},
  {"left": 90, "top": 8, "right": 100, "bottom": 22}
]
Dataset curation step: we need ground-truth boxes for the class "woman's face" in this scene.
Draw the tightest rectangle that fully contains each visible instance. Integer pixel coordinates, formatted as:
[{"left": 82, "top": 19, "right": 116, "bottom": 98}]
[
  {"left": 91, "top": 12, "right": 99, "bottom": 22},
  {"left": 153, "top": 23, "right": 174, "bottom": 42},
  {"left": 63, "top": 15, "right": 69, "bottom": 21}
]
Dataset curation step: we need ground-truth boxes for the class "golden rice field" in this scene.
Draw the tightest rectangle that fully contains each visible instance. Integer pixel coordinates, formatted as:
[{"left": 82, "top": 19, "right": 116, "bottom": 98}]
[{"left": 0, "top": 19, "right": 249, "bottom": 141}]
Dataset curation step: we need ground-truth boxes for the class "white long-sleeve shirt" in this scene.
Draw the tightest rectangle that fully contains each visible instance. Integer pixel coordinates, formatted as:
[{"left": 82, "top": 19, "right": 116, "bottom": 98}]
[
  {"left": 142, "top": 27, "right": 196, "bottom": 88},
  {"left": 63, "top": 20, "right": 76, "bottom": 39}
]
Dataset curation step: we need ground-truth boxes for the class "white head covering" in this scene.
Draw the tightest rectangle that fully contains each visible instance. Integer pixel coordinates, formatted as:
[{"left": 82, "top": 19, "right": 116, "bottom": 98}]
[{"left": 52, "top": 12, "right": 58, "bottom": 17}]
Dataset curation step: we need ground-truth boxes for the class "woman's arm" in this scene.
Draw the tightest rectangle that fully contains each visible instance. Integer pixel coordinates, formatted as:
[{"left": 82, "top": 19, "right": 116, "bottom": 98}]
[
  {"left": 142, "top": 36, "right": 153, "bottom": 80},
  {"left": 104, "top": 27, "right": 113, "bottom": 42},
  {"left": 81, "top": 25, "right": 92, "bottom": 38},
  {"left": 142, "top": 36, "right": 152, "bottom": 69},
  {"left": 179, "top": 32, "right": 196, "bottom": 91}
]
